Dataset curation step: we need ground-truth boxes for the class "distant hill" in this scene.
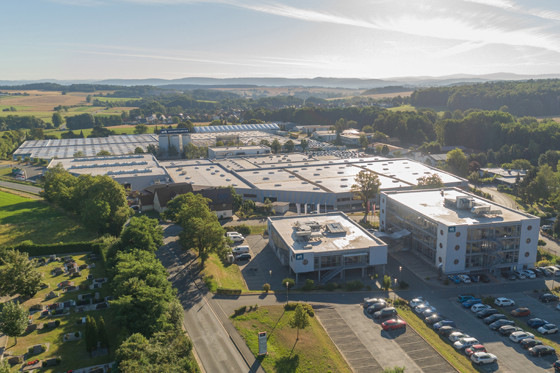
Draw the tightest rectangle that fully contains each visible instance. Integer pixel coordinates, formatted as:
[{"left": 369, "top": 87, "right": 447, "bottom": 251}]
[{"left": 2, "top": 73, "right": 560, "bottom": 90}]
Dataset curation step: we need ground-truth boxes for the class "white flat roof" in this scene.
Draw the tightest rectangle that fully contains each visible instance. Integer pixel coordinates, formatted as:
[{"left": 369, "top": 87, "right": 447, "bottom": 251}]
[
  {"left": 270, "top": 213, "right": 386, "bottom": 253},
  {"left": 161, "top": 159, "right": 252, "bottom": 189},
  {"left": 49, "top": 154, "right": 168, "bottom": 177},
  {"left": 385, "top": 188, "right": 537, "bottom": 225}
]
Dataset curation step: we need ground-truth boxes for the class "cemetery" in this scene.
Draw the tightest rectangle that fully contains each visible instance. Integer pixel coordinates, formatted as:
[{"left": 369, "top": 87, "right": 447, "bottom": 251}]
[{"left": 2, "top": 253, "right": 116, "bottom": 372}]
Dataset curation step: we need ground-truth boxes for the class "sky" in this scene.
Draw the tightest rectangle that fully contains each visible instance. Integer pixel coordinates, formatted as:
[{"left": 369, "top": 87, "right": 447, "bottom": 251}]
[{"left": 3, "top": 0, "right": 560, "bottom": 80}]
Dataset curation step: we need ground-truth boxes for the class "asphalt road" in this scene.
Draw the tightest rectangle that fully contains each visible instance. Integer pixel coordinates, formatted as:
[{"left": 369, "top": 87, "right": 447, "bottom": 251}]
[
  {"left": 156, "top": 224, "right": 264, "bottom": 373},
  {"left": 0, "top": 180, "right": 42, "bottom": 195}
]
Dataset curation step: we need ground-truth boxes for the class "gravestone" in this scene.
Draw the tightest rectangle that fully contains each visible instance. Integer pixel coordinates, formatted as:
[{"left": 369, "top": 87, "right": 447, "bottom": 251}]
[
  {"left": 8, "top": 355, "right": 23, "bottom": 365},
  {"left": 31, "top": 344, "right": 44, "bottom": 354},
  {"left": 45, "top": 291, "right": 58, "bottom": 300},
  {"left": 43, "top": 357, "right": 60, "bottom": 367}
]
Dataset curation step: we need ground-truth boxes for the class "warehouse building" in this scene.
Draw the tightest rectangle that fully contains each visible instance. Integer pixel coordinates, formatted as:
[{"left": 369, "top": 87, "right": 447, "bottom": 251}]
[
  {"left": 48, "top": 154, "right": 171, "bottom": 191},
  {"left": 162, "top": 156, "right": 467, "bottom": 212},
  {"left": 13, "top": 134, "right": 158, "bottom": 160},
  {"left": 379, "top": 188, "right": 539, "bottom": 275},
  {"left": 268, "top": 212, "right": 388, "bottom": 283}
]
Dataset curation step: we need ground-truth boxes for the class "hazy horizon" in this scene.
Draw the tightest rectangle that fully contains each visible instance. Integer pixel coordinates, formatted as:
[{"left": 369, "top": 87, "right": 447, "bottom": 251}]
[{"left": 4, "top": 0, "right": 560, "bottom": 81}]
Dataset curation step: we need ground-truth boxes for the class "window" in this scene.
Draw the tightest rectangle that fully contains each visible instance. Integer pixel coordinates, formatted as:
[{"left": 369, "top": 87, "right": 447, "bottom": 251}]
[
  {"left": 527, "top": 225, "right": 532, "bottom": 231},
  {"left": 455, "top": 245, "right": 460, "bottom": 251},
  {"left": 455, "top": 232, "right": 461, "bottom": 237},
  {"left": 454, "top": 259, "right": 459, "bottom": 265}
]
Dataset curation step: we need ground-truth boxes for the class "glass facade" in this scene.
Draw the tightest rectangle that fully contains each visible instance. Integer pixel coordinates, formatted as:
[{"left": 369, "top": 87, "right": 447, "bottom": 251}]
[
  {"left": 386, "top": 202, "right": 437, "bottom": 262},
  {"left": 465, "top": 225, "right": 520, "bottom": 269}
]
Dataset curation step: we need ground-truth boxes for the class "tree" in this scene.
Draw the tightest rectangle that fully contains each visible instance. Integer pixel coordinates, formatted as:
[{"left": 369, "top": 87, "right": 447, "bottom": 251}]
[
  {"left": 289, "top": 304, "right": 310, "bottom": 341},
  {"left": 116, "top": 331, "right": 197, "bottom": 372},
  {"left": 0, "top": 250, "right": 42, "bottom": 298},
  {"left": 134, "top": 124, "right": 148, "bottom": 134},
  {"left": 416, "top": 174, "right": 443, "bottom": 189},
  {"left": 134, "top": 147, "right": 144, "bottom": 154},
  {"left": 0, "top": 360, "right": 10, "bottom": 373},
  {"left": 382, "top": 275, "right": 391, "bottom": 291},
  {"left": 86, "top": 95, "right": 92, "bottom": 103},
  {"left": 359, "top": 134, "right": 368, "bottom": 150},
  {"left": 271, "top": 139, "right": 281, "bottom": 154},
  {"left": 85, "top": 315, "right": 98, "bottom": 353},
  {"left": 351, "top": 170, "right": 381, "bottom": 221},
  {"left": 73, "top": 151, "right": 85, "bottom": 158},
  {"left": 383, "top": 367, "right": 405, "bottom": 373},
  {"left": 300, "top": 139, "right": 308, "bottom": 152},
  {"left": 446, "top": 148, "right": 469, "bottom": 177},
  {"left": 229, "top": 186, "right": 242, "bottom": 213},
  {"left": 284, "top": 140, "right": 295, "bottom": 153},
  {"left": 120, "top": 216, "right": 164, "bottom": 253},
  {"left": 0, "top": 301, "right": 29, "bottom": 345},
  {"left": 97, "top": 316, "right": 109, "bottom": 349}
]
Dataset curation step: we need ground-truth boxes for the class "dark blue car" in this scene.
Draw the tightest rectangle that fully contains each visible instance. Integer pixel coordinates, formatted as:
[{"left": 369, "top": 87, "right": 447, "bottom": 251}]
[
  {"left": 528, "top": 318, "right": 549, "bottom": 329},
  {"left": 433, "top": 320, "right": 456, "bottom": 330},
  {"left": 462, "top": 298, "right": 482, "bottom": 308}
]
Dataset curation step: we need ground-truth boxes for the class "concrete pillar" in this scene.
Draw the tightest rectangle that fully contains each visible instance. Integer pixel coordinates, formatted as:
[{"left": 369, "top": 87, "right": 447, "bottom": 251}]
[
  {"left": 316, "top": 203, "right": 320, "bottom": 213},
  {"left": 318, "top": 270, "right": 321, "bottom": 282},
  {"left": 304, "top": 204, "right": 307, "bottom": 214},
  {"left": 296, "top": 203, "right": 301, "bottom": 214}
]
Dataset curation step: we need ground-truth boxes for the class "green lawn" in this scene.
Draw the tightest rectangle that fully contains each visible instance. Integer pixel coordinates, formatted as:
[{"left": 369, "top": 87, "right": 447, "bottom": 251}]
[
  {"left": 4, "top": 254, "right": 119, "bottom": 372},
  {"left": 387, "top": 104, "right": 417, "bottom": 112},
  {"left": 0, "top": 191, "right": 97, "bottom": 246},
  {"left": 232, "top": 305, "right": 352, "bottom": 373},
  {"left": 93, "top": 97, "right": 140, "bottom": 104},
  {"left": 202, "top": 253, "right": 247, "bottom": 292}
]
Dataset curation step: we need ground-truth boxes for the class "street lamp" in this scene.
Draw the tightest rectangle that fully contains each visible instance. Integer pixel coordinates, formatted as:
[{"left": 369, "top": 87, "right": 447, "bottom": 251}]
[{"left": 286, "top": 281, "right": 289, "bottom": 305}]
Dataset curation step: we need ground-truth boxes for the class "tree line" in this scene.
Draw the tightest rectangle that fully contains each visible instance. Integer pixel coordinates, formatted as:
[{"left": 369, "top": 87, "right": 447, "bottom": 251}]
[{"left": 411, "top": 79, "right": 560, "bottom": 117}]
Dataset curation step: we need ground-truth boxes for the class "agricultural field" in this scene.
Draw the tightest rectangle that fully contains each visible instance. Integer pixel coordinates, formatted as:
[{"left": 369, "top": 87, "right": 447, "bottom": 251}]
[
  {"left": 2, "top": 253, "right": 117, "bottom": 372},
  {"left": 0, "top": 190, "right": 97, "bottom": 246},
  {"left": 232, "top": 305, "right": 352, "bottom": 373},
  {"left": 42, "top": 123, "right": 159, "bottom": 138},
  {"left": 0, "top": 90, "right": 137, "bottom": 122}
]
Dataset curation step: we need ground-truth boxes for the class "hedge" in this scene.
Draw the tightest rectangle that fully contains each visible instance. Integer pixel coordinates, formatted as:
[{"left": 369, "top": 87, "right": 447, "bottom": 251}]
[
  {"left": 2, "top": 241, "right": 103, "bottom": 257},
  {"left": 217, "top": 288, "right": 242, "bottom": 296}
]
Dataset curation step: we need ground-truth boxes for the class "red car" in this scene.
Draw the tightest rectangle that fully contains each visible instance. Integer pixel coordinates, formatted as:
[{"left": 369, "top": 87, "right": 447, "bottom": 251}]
[
  {"left": 381, "top": 318, "right": 407, "bottom": 331},
  {"left": 465, "top": 344, "right": 486, "bottom": 356},
  {"left": 511, "top": 307, "right": 531, "bottom": 317}
]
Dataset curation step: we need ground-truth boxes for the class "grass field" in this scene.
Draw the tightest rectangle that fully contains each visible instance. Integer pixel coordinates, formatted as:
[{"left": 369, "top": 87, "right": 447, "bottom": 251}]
[
  {"left": 0, "top": 90, "right": 137, "bottom": 122},
  {"left": 387, "top": 104, "right": 418, "bottom": 112},
  {"left": 0, "top": 191, "right": 97, "bottom": 246},
  {"left": 232, "top": 305, "right": 352, "bottom": 373},
  {"left": 42, "top": 124, "right": 159, "bottom": 138},
  {"left": 92, "top": 97, "right": 140, "bottom": 103},
  {"left": 202, "top": 253, "right": 247, "bottom": 292},
  {"left": 4, "top": 254, "right": 118, "bottom": 372}
]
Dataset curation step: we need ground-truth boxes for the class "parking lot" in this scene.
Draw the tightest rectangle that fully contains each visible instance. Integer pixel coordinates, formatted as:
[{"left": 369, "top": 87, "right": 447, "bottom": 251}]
[
  {"left": 315, "top": 303, "right": 455, "bottom": 373},
  {"left": 426, "top": 291, "right": 559, "bottom": 372}
]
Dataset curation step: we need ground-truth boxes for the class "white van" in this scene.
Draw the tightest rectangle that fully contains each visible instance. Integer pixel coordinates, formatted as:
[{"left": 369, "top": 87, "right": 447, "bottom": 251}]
[
  {"left": 232, "top": 245, "right": 250, "bottom": 255},
  {"left": 226, "top": 231, "right": 240, "bottom": 238}
]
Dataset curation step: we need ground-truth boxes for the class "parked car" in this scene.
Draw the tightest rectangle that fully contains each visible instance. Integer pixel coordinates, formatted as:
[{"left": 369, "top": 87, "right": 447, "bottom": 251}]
[
  {"left": 471, "top": 304, "right": 491, "bottom": 313},
  {"left": 521, "top": 338, "right": 543, "bottom": 349},
  {"left": 484, "top": 314, "right": 506, "bottom": 324},
  {"left": 528, "top": 318, "right": 549, "bottom": 329},
  {"left": 381, "top": 318, "right": 407, "bottom": 331},
  {"left": 462, "top": 298, "right": 482, "bottom": 308},
  {"left": 539, "top": 293, "right": 560, "bottom": 303},
  {"left": 514, "top": 270, "right": 527, "bottom": 279},
  {"left": 538, "top": 323, "right": 559, "bottom": 335},
  {"left": 489, "top": 319, "right": 515, "bottom": 330},
  {"left": 470, "top": 352, "right": 497, "bottom": 365},
  {"left": 532, "top": 268, "right": 545, "bottom": 277},
  {"left": 449, "top": 332, "right": 469, "bottom": 342},
  {"left": 421, "top": 307, "right": 438, "bottom": 318},
  {"left": 409, "top": 297, "right": 425, "bottom": 308},
  {"left": 557, "top": 303, "right": 560, "bottom": 311},
  {"left": 235, "top": 253, "right": 251, "bottom": 261},
  {"left": 553, "top": 360, "right": 560, "bottom": 371},
  {"left": 433, "top": 320, "right": 456, "bottom": 330},
  {"left": 448, "top": 275, "right": 461, "bottom": 284},
  {"left": 511, "top": 307, "right": 531, "bottom": 317},
  {"left": 437, "top": 326, "right": 457, "bottom": 337},
  {"left": 495, "top": 297, "right": 515, "bottom": 307},
  {"left": 465, "top": 344, "right": 486, "bottom": 356},
  {"left": 366, "top": 302, "right": 387, "bottom": 314},
  {"left": 458, "top": 274, "right": 471, "bottom": 283},
  {"left": 510, "top": 331, "right": 534, "bottom": 342},
  {"left": 477, "top": 308, "right": 499, "bottom": 318},
  {"left": 232, "top": 245, "right": 250, "bottom": 255},
  {"left": 414, "top": 303, "right": 431, "bottom": 314},
  {"left": 229, "top": 234, "right": 245, "bottom": 243},
  {"left": 522, "top": 269, "right": 536, "bottom": 279},
  {"left": 425, "top": 314, "right": 443, "bottom": 325},
  {"left": 364, "top": 297, "right": 385, "bottom": 308},
  {"left": 478, "top": 274, "right": 491, "bottom": 283},
  {"left": 457, "top": 294, "right": 475, "bottom": 303},
  {"left": 529, "top": 345, "right": 556, "bottom": 357},
  {"left": 498, "top": 325, "right": 523, "bottom": 336},
  {"left": 502, "top": 271, "right": 517, "bottom": 280},
  {"left": 374, "top": 307, "right": 397, "bottom": 320},
  {"left": 454, "top": 337, "right": 479, "bottom": 350}
]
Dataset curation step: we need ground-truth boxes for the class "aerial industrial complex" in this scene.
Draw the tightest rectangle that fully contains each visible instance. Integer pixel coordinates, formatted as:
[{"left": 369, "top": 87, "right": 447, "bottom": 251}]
[{"left": 15, "top": 123, "right": 540, "bottom": 279}]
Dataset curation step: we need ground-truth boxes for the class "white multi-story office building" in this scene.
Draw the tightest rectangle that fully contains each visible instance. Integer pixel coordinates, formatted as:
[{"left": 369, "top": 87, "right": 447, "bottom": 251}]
[{"left": 380, "top": 188, "right": 539, "bottom": 275}]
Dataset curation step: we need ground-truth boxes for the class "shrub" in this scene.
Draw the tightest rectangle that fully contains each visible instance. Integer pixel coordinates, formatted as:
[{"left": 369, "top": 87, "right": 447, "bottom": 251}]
[
  {"left": 284, "top": 302, "right": 314, "bottom": 317},
  {"left": 382, "top": 275, "right": 391, "bottom": 291},
  {"left": 302, "top": 279, "right": 315, "bottom": 291},
  {"left": 345, "top": 280, "right": 363, "bottom": 291},
  {"left": 233, "top": 306, "right": 247, "bottom": 317},
  {"left": 225, "top": 225, "right": 251, "bottom": 237},
  {"left": 325, "top": 282, "right": 339, "bottom": 291},
  {"left": 282, "top": 278, "right": 295, "bottom": 289},
  {"left": 55, "top": 320, "right": 61, "bottom": 327},
  {"left": 482, "top": 296, "right": 494, "bottom": 305},
  {"left": 217, "top": 288, "right": 242, "bottom": 296},
  {"left": 398, "top": 280, "right": 409, "bottom": 290},
  {"left": 262, "top": 283, "right": 270, "bottom": 293},
  {"left": 538, "top": 239, "right": 546, "bottom": 246}
]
